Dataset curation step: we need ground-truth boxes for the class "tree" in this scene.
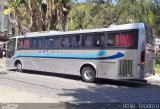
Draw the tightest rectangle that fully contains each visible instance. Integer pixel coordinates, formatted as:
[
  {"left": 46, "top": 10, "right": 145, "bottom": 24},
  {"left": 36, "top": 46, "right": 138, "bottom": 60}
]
[
  {"left": 8, "top": 0, "right": 72, "bottom": 33},
  {"left": 90, "top": 4, "right": 117, "bottom": 28},
  {"left": 68, "top": 3, "right": 91, "bottom": 30}
]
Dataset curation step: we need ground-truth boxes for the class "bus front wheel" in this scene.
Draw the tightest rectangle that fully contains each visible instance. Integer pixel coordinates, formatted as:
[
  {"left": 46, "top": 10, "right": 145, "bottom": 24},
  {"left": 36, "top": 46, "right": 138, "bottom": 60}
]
[
  {"left": 16, "top": 62, "right": 23, "bottom": 72},
  {"left": 81, "top": 67, "right": 96, "bottom": 83}
]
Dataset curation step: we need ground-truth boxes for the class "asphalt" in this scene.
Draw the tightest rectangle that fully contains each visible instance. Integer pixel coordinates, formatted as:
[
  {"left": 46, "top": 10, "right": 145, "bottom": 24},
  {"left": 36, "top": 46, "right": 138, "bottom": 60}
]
[
  {"left": 0, "top": 58, "right": 58, "bottom": 103},
  {"left": 0, "top": 58, "right": 160, "bottom": 103}
]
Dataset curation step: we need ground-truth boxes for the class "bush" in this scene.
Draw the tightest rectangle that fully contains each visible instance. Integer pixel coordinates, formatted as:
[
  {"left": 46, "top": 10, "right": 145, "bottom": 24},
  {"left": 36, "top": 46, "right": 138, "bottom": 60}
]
[{"left": 156, "top": 51, "right": 160, "bottom": 64}]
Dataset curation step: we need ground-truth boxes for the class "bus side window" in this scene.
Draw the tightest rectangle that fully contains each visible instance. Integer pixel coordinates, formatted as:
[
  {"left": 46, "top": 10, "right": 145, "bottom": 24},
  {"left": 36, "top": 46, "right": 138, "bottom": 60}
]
[
  {"left": 38, "top": 38, "right": 43, "bottom": 48},
  {"left": 71, "top": 35, "right": 80, "bottom": 48},
  {"left": 24, "top": 39, "right": 30, "bottom": 49},
  {"left": 93, "top": 34, "right": 105, "bottom": 47},
  {"left": 30, "top": 38, "right": 43, "bottom": 49},
  {"left": 44, "top": 38, "right": 49, "bottom": 48},
  {"left": 18, "top": 39, "right": 23, "bottom": 49},
  {"left": 63, "top": 37, "right": 70, "bottom": 48},
  {"left": 107, "top": 33, "right": 118, "bottom": 46},
  {"left": 120, "top": 31, "right": 134, "bottom": 47},
  {"left": 107, "top": 30, "right": 137, "bottom": 48},
  {"left": 44, "top": 36, "right": 61, "bottom": 49},
  {"left": 82, "top": 35, "right": 93, "bottom": 48},
  {"left": 82, "top": 33, "right": 104, "bottom": 48},
  {"left": 33, "top": 39, "right": 37, "bottom": 48},
  {"left": 54, "top": 37, "right": 61, "bottom": 48}
]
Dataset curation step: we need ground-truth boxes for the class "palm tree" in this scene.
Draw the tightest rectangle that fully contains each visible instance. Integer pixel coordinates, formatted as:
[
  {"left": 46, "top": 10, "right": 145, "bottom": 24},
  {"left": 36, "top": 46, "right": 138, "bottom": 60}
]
[
  {"left": 53, "top": 0, "right": 71, "bottom": 31},
  {"left": 8, "top": 0, "right": 23, "bottom": 35},
  {"left": 8, "top": 0, "right": 72, "bottom": 33}
]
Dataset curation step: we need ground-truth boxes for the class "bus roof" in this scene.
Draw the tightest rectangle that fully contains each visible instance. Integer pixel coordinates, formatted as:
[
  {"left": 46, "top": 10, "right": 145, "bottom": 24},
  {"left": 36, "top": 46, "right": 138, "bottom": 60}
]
[{"left": 11, "top": 23, "right": 146, "bottom": 39}]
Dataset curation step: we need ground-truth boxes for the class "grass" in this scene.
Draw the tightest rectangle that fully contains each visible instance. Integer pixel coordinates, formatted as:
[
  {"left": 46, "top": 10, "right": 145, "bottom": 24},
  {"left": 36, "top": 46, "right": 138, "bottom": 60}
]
[{"left": 155, "top": 64, "right": 160, "bottom": 74}]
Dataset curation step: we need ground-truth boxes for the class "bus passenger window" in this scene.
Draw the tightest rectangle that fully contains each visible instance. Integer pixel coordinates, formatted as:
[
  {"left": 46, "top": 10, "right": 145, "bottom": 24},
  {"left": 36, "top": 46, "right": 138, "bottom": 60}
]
[
  {"left": 120, "top": 32, "right": 134, "bottom": 47},
  {"left": 44, "top": 36, "right": 61, "bottom": 49},
  {"left": 33, "top": 39, "right": 37, "bottom": 48},
  {"left": 107, "top": 33, "right": 118, "bottom": 46},
  {"left": 18, "top": 39, "right": 23, "bottom": 49},
  {"left": 30, "top": 38, "right": 43, "bottom": 49},
  {"left": 24, "top": 39, "right": 29, "bottom": 48},
  {"left": 54, "top": 38, "right": 61, "bottom": 48},
  {"left": 44, "top": 39, "right": 49, "bottom": 48},
  {"left": 62, "top": 35, "right": 80, "bottom": 48},
  {"left": 63, "top": 37, "right": 70, "bottom": 48},
  {"left": 93, "top": 34, "right": 104, "bottom": 47},
  {"left": 38, "top": 39, "right": 43, "bottom": 48},
  {"left": 71, "top": 35, "right": 80, "bottom": 48},
  {"left": 107, "top": 30, "right": 137, "bottom": 48},
  {"left": 82, "top": 35, "right": 93, "bottom": 48},
  {"left": 82, "top": 33, "right": 104, "bottom": 48}
]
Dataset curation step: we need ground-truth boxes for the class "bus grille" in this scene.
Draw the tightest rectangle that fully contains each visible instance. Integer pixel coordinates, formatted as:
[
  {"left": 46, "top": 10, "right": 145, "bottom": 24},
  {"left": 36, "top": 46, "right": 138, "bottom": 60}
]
[{"left": 118, "top": 60, "right": 133, "bottom": 77}]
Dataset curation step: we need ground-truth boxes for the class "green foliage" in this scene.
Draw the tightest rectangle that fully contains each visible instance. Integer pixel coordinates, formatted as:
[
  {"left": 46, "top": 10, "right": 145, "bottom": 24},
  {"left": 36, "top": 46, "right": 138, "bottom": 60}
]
[
  {"left": 7, "top": 0, "right": 160, "bottom": 37},
  {"left": 90, "top": 4, "right": 116, "bottom": 28},
  {"left": 67, "top": 0, "right": 160, "bottom": 38},
  {"left": 155, "top": 64, "right": 160, "bottom": 74},
  {"left": 68, "top": 3, "right": 91, "bottom": 30}
]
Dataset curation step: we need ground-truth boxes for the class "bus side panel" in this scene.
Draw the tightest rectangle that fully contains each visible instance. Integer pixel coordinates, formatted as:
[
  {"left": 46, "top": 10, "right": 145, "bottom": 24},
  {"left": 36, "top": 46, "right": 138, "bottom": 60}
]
[
  {"left": 42, "top": 50, "right": 81, "bottom": 75},
  {"left": 17, "top": 50, "right": 44, "bottom": 71},
  {"left": 97, "top": 50, "right": 138, "bottom": 80}
]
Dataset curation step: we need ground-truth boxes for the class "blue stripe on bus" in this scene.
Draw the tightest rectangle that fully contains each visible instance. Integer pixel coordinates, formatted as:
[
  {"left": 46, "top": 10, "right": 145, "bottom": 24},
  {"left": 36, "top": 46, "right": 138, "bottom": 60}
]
[
  {"left": 15, "top": 52, "right": 124, "bottom": 60},
  {"left": 38, "top": 50, "right": 108, "bottom": 57}
]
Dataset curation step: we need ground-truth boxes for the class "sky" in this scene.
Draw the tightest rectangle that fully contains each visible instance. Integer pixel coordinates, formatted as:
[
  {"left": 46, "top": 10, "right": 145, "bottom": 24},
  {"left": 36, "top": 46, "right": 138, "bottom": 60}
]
[{"left": 77, "top": 0, "right": 86, "bottom": 2}]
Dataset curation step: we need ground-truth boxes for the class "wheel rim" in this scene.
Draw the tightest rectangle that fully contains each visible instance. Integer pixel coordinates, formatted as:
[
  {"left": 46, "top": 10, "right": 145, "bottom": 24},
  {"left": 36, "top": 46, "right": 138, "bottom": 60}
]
[
  {"left": 84, "top": 70, "right": 93, "bottom": 80},
  {"left": 17, "top": 64, "right": 22, "bottom": 70}
]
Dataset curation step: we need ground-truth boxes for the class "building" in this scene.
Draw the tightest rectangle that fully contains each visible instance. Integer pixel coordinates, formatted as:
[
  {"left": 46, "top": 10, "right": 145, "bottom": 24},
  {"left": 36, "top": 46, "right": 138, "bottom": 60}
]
[{"left": 0, "top": 0, "right": 14, "bottom": 49}]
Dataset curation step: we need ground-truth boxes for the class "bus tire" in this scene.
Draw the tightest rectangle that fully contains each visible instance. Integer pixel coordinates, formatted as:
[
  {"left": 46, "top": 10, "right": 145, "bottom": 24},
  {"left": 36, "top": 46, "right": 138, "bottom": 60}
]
[
  {"left": 16, "top": 62, "right": 23, "bottom": 72},
  {"left": 81, "top": 67, "right": 96, "bottom": 83}
]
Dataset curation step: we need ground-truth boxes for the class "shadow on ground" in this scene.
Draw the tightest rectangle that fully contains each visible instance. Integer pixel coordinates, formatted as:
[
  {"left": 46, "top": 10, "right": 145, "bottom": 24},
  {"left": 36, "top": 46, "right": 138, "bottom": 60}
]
[
  {"left": 12, "top": 103, "right": 123, "bottom": 109},
  {"left": 57, "top": 83, "right": 160, "bottom": 104},
  {"left": 22, "top": 70, "right": 147, "bottom": 87},
  {"left": 5, "top": 70, "right": 160, "bottom": 106}
]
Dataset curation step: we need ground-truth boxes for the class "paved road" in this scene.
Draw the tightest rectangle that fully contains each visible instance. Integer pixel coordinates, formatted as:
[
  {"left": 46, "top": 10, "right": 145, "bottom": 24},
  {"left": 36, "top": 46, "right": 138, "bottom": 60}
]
[
  {"left": 0, "top": 69, "right": 160, "bottom": 103},
  {"left": 0, "top": 58, "right": 160, "bottom": 104}
]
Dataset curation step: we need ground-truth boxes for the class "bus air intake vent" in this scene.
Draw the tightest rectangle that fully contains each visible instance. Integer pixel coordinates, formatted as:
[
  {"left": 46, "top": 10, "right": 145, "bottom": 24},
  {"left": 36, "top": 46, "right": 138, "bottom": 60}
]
[{"left": 118, "top": 60, "right": 133, "bottom": 77}]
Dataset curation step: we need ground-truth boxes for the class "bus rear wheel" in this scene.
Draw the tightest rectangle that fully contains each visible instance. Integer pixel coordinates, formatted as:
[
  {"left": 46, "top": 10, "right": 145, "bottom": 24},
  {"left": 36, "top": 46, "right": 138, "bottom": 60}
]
[
  {"left": 16, "top": 62, "right": 23, "bottom": 72},
  {"left": 81, "top": 67, "right": 96, "bottom": 83}
]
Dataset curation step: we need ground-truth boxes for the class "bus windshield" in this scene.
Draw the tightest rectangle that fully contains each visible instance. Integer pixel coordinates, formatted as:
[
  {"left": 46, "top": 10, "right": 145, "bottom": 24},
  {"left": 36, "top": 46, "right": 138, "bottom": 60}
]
[{"left": 6, "top": 39, "right": 16, "bottom": 58}]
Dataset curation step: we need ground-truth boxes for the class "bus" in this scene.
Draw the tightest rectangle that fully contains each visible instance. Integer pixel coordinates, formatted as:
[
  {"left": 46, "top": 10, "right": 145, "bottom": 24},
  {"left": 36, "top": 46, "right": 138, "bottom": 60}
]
[{"left": 6, "top": 23, "right": 155, "bottom": 83}]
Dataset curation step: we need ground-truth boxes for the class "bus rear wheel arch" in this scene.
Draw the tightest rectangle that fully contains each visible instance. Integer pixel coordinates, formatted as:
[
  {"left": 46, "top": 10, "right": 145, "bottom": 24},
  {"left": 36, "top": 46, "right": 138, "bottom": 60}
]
[
  {"left": 14, "top": 60, "right": 23, "bottom": 72},
  {"left": 80, "top": 64, "right": 96, "bottom": 83}
]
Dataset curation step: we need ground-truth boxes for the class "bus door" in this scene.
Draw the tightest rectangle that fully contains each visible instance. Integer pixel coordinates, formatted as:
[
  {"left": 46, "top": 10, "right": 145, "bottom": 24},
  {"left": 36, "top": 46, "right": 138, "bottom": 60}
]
[
  {"left": 144, "top": 42, "right": 155, "bottom": 76},
  {"left": 144, "top": 28, "right": 155, "bottom": 76},
  {"left": 6, "top": 39, "right": 16, "bottom": 58}
]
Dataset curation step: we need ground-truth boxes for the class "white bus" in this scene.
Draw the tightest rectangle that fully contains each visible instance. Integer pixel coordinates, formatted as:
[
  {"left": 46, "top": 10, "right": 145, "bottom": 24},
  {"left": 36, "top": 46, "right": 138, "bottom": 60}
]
[{"left": 6, "top": 23, "right": 155, "bottom": 82}]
